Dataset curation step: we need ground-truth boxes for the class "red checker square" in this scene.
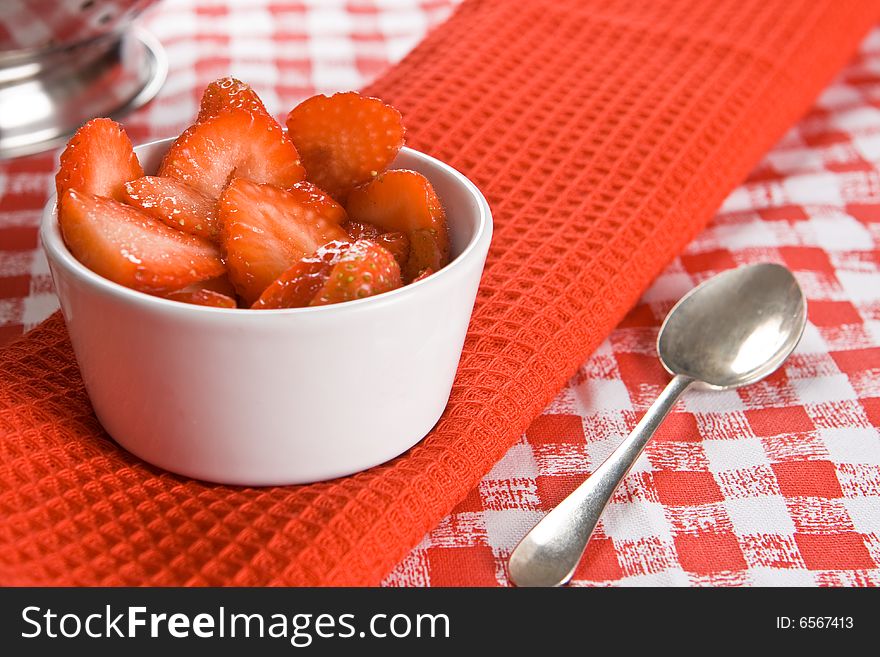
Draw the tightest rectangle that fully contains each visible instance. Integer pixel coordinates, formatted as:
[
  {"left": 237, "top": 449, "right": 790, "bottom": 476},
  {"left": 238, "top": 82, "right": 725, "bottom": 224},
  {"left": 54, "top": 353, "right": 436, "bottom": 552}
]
[
  {"left": 845, "top": 203, "right": 880, "bottom": 223},
  {"left": 571, "top": 537, "right": 623, "bottom": 582},
  {"left": 0, "top": 324, "right": 23, "bottom": 346},
  {"left": 832, "top": 349, "right": 880, "bottom": 377},
  {"left": 0, "top": 227, "right": 38, "bottom": 251},
  {"left": 652, "top": 412, "right": 701, "bottom": 442},
  {"left": 653, "top": 470, "right": 723, "bottom": 506},
  {"left": 525, "top": 414, "right": 585, "bottom": 446},
  {"left": 426, "top": 546, "right": 498, "bottom": 587},
  {"left": 679, "top": 249, "right": 738, "bottom": 275},
  {"left": 803, "top": 130, "right": 851, "bottom": 147},
  {"left": 794, "top": 532, "right": 875, "bottom": 570},
  {"left": 674, "top": 532, "right": 748, "bottom": 575},
  {"left": 777, "top": 247, "right": 833, "bottom": 273},
  {"left": 808, "top": 300, "right": 862, "bottom": 327},
  {"left": 758, "top": 205, "right": 809, "bottom": 222},
  {"left": 616, "top": 352, "right": 669, "bottom": 388},
  {"left": 861, "top": 397, "right": 880, "bottom": 428},
  {"left": 618, "top": 303, "right": 658, "bottom": 328},
  {"left": 746, "top": 406, "right": 814, "bottom": 437},
  {"left": 0, "top": 276, "right": 29, "bottom": 299},
  {"left": 535, "top": 474, "right": 582, "bottom": 510},
  {"left": 772, "top": 460, "right": 843, "bottom": 498},
  {"left": 450, "top": 486, "right": 484, "bottom": 514}
]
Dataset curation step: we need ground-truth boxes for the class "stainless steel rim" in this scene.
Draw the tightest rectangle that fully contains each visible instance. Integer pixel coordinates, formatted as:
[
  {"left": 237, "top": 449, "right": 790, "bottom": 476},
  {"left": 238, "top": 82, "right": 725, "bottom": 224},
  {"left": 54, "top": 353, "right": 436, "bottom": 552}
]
[{"left": 0, "top": 27, "right": 167, "bottom": 160}]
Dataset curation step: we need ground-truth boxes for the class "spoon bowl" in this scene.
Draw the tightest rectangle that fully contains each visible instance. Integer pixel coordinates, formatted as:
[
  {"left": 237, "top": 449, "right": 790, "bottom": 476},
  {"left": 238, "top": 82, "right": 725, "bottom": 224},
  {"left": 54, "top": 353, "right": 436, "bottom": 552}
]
[
  {"left": 658, "top": 263, "right": 807, "bottom": 389},
  {"left": 509, "top": 263, "right": 807, "bottom": 587}
]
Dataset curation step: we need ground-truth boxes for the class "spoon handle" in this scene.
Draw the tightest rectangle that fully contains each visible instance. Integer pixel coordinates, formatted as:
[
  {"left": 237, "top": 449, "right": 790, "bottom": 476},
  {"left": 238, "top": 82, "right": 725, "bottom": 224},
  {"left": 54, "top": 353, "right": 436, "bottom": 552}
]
[{"left": 509, "top": 373, "right": 694, "bottom": 587}]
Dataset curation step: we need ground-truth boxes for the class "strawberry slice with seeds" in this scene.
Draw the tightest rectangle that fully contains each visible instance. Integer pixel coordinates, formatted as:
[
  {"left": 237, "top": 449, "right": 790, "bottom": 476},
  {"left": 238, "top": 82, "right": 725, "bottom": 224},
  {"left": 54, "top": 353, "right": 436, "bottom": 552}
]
[
  {"left": 122, "top": 176, "right": 219, "bottom": 240},
  {"left": 285, "top": 92, "right": 405, "bottom": 202},
  {"left": 198, "top": 77, "right": 269, "bottom": 121},
  {"left": 345, "top": 169, "right": 449, "bottom": 280},
  {"left": 56, "top": 118, "right": 143, "bottom": 202},
  {"left": 342, "top": 220, "right": 409, "bottom": 270},
  {"left": 166, "top": 289, "right": 237, "bottom": 308},
  {"left": 59, "top": 189, "right": 224, "bottom": 293},
  {"left": 158, "top": 109, "right": 305, "bottom": 199},
  {"left": 251, "top": 240, "right": 350, "bottom": 310},
  {"left": 311, "top": 239, "right": 402, "bottom": 306},
  {"left": 218, "top": 178, "right": 350, "bottom": 304}
]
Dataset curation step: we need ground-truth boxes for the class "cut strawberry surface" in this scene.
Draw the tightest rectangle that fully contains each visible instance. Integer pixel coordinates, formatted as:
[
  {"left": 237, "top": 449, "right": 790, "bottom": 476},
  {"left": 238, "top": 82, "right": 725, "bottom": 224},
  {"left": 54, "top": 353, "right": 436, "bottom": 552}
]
[
  {"left": 198, "top": 77, "right": 269, "bottom": 121},
  {"left": 219, "top": 178, "right": 350, "bottom": 304},
  {"left": 285, "top": 92, "right": 405, "bottom": 202},
  {"left": 122, "top": 176, "right": 219, "bottom": 241},
  {"left": 166, "top": 289, "right": 237, "bottom": 309},
  {"left": 342, "top": 220, "right": 409, "bottom": 270},
  {"left": 158, "top": 109, "right": 305, "bottom": 199},
  {"left": 251, "top": 241, "right": 349, "bottom": 309},
  {"left": 345, "top": 169, "right": 449, "bottom": 280},
  {"left": 59, "top": 189, "right": 225, "bottom": 294},
  {"left": 412, "top": 267, "right": 435, "bottom": 283},
  {"left": 56, "top": 118, "right": 143, "bottom": 202},
  {"left": 311, "top": 239, "right": 402, "bottom": 306}
]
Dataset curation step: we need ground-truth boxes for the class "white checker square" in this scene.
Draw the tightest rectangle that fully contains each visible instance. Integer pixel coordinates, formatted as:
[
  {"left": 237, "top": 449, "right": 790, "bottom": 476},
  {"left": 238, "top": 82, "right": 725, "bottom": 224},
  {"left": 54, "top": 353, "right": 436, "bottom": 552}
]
[
  {"left": 804, "top": 216, "right": 873, "bottom": 251},
  {"left": 682, "top": 387, "right": 746, "bottom": 413},
  {"left": 574, "top": 377, "right": 631, "bottom": 412},
  {"left": 836, "top": 270, "right": 880, "bottom": 303},
  {"left": 640, "top": 272, "right": 694, "bottom": 303},
  {"left": 842, "top": 497, "right": 880, "bottom": 534},
  {"left": 820, "top": 427, "right": 880, "bottom": 465},
  {"left": 485, "top": 443, "right": 538, "bottom": 481},
  {"left": 725, "top": 495, "right": 796, "bottom": 536},
  {"left": 586, "top": 437, "right": 654, "bottom": 477},
  {"left": 748, "top": 567, "right": 818, "bottom": 586},
  {"left": 482, "top": 509, "right": 545, "bottom": 552},
  {"left": 783, "top": 172, "right": 844, "bottom": 205},
  {"left": 600, "top": 500, "right": 674, "bottom": 544},
  {"left": 791, "top": 374, "right": 857, "bottom": 404},
  {"left": 703, "top": 437, "right": 769, "bottom": 471}
]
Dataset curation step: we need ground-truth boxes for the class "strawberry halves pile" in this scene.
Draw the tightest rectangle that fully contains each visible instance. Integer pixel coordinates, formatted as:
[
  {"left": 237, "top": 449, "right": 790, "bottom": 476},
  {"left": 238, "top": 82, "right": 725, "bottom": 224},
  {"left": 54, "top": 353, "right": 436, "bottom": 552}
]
[{"left": 54, "top": 78, "right": 451, "bottom": 309}]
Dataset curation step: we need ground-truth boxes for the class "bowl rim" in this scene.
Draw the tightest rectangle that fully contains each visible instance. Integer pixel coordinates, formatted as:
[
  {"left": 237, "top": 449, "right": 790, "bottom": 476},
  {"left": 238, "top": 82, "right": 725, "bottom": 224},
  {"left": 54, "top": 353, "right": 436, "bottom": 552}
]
[{"left": 41, "top": 143, "right": 493, "bottom": 316}]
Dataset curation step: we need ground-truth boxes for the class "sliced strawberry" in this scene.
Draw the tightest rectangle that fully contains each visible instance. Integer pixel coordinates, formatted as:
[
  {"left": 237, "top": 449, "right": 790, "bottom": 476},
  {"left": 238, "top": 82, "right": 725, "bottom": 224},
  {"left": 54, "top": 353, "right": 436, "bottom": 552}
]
[
  {"left": 311, "top": 239, "right": 402, "bottom": 306},
  {"left": 198, "top": 77, "right": 269, "bottom": 121},
  {"left": 251, "top": 241, "right": 350, "bottom": 310},
  {"left": 342, "top": 220, "right": 409, "bottom": 270},
  {"left": 166, "top": 289, "right": 237, "bottom": 308},
  {"left": 56, "top": 118, "right": 143, "bottom": 202},
  {"left": 59, "top": 189, "right": 224, "bottom": 293},
  {"left": 345, "top": 169, "right": 449, "bottom": 280},
  {"left": 289, "top": 180, "right": 348, "bottom": 225},
  {"left": 285, "top": 92, "right": 405, "bottom": 202},
  {"left": 412, "top": 267, "right": 435, "bottom": 283},
  {"left": 341, "top": 219, "right": 381, "bottom": 241},
  {"left": 158, "top": 109, "right": 305, "bottom": 199},
  {"left": 218, "top": 178, "right": 349, "bottom": 304},
  {"left": 122, "top": 176, "right": 219, "bottom": 241}
]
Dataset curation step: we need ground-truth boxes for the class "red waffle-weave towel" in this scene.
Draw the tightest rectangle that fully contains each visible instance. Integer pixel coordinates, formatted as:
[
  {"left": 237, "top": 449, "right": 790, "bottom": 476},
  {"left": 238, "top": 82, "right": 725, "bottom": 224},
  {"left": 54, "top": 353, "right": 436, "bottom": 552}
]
[{"left": 1, "top": 0, "right": 878, "bottom": 586}]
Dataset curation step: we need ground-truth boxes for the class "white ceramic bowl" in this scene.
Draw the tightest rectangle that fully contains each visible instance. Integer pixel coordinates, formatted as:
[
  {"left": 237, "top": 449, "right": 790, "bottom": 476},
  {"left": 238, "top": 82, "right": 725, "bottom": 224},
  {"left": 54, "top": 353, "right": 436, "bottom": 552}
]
[{"left": 41, "top": 140, "right": 492, "bottom": 485}]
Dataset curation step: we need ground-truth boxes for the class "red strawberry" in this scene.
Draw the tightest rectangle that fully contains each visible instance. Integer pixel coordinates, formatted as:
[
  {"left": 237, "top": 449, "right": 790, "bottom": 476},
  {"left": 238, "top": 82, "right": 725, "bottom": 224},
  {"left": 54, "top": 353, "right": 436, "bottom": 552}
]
[
  {"left": 412, "top": 267, "right": 435, "bottom": 283},
  {"left": 158, "top": 109, "right": 305, "bottom": 199},
  {"left": 285, "top": 92, "right": 404, "bottom": 202},
  {"left": 311, "top": 239, "right": 402, "bottom": 306},
  {"left": 342, "top": 220, "right": 409, "bottom": 270},
  {"left": 345, "top": 169, "right": 449, "bottom": 280},
  {"left": 251, "top": 241, "right": 349, "bottom": 310},
  {"left": 59, "top": 189, "right": 224, "bottom": 293},
  {"left": 166, "top": 289, "right": 237, "bottom": 308},
  {"left": 218, "top": 178, "right": 349, "bottom": 304},
  {"left": 198, "top": 77, "right": 269, "bottom": 121},
  {"left": 122, "top": 176, "right": 219, "bottom": 240},
  {"left": 56, "top": 118, "right": 143, "bottom": 202}
]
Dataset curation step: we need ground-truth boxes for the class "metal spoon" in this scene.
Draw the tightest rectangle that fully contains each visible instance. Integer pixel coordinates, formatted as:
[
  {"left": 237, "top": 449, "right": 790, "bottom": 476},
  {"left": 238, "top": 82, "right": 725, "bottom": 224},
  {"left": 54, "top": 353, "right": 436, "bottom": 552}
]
[{"left": 508, "top": 263, "right": 807, "bottom": 587}]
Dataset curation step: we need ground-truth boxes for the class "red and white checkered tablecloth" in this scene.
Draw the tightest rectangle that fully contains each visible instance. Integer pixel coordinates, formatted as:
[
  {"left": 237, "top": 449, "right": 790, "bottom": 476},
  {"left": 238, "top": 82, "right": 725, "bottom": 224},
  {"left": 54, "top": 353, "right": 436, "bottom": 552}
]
[{"left": 1, "top": 1, "right": 879, "bottom": 587}]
